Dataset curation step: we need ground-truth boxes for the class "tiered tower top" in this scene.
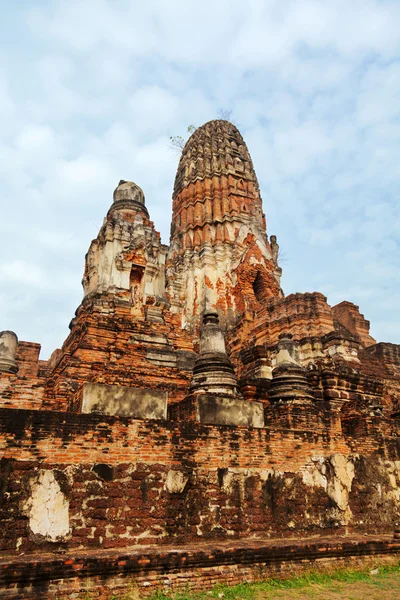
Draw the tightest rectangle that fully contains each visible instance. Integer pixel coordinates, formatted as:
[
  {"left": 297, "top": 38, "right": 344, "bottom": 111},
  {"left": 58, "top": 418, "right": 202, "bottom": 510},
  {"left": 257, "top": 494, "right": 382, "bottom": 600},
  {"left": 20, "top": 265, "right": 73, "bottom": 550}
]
[
  {"left": 170, "top": 120, "right": 267, "bottom": 243},
  {"left": 166, "top": 120, "right": 282, "bottom": 330},
  {"left": 173, "top": 120, "right": 261, "bottom": 196}
]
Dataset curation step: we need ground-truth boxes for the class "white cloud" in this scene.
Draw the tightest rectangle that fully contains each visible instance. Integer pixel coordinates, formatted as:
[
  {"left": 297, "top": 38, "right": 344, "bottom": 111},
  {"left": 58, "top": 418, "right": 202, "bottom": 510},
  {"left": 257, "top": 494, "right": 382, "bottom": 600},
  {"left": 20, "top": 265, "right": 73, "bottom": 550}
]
[
  {"left": 0, "top": 261, "right": 44, "bottom": 286},
  {"left": 0, "top": 0, "right": 398, "bottom": 357},
  {"left": 128, "top": 86, "right": 179, "bottom": 134}
]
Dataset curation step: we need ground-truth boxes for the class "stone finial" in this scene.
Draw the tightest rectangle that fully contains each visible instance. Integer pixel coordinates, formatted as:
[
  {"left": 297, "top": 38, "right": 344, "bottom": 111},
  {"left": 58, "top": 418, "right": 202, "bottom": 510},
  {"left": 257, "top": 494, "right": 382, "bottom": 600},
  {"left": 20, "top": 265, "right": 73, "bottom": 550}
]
[
  {"left": 173, "top": 120, "right": 259, "bottom": 197},
  {"left": 0, "top": 330, "right": 19, "bottom": 374},
  {"left": 199, "top": 312, "right": 227, "bottom": 355},
  {"left": 275, "top": 333, "right": 300, "bottom": 367},
  {"left": 108, "top": 180, "right": 149, "bottom": 219},
  {"left": 190, "top": 312, "right": 239, "bottom": 396},
  {"left": 269, "top": 333, "right": 312, "bottom": 403},
  {"left": 113, "top": 180, "right": 145, "bottom": 205}
]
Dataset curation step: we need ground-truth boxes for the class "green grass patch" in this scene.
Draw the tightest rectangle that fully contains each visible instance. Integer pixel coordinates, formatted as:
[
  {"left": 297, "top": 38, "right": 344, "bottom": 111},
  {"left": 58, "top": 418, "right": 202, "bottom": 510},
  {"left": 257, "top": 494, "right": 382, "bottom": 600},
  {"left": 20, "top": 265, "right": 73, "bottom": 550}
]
[{"left": 147, "top": 562, "right": 400, "bottom": 600}]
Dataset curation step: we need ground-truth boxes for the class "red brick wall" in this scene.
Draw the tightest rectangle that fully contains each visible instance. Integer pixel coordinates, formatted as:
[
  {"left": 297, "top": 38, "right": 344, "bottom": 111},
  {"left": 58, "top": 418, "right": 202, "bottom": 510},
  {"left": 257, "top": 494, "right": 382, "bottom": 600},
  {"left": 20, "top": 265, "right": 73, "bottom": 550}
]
[
  {"left": 332, "top": 301, "right": 376, "bottom": 347},
  {"left": 1, "top": 408, "right": 400, "bottom": 555}
]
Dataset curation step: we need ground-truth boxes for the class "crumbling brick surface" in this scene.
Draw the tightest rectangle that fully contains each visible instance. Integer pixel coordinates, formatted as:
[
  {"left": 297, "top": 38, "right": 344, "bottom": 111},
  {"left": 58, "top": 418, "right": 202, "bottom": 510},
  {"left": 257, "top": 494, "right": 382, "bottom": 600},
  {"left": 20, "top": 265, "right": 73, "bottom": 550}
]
[
  {"left": 1, "top": 408, "right": 400, "bottom": 555},
  {"left": 1, "top": 536, "right": 400, "bottom": 598}
]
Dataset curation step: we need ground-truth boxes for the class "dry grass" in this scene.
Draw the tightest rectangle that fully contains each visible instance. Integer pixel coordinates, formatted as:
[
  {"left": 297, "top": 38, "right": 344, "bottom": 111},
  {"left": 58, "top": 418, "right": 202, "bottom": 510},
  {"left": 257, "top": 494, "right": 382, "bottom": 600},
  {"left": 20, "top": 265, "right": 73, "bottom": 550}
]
[
  {"left": 72, "top": 564, "right": 400, "bottom": 599},
  {"left": 146, "top": 564, "right": 400, "bottom": 600},
  {"left": 253, "top": 573, "right": 400, "bottom": 599}
]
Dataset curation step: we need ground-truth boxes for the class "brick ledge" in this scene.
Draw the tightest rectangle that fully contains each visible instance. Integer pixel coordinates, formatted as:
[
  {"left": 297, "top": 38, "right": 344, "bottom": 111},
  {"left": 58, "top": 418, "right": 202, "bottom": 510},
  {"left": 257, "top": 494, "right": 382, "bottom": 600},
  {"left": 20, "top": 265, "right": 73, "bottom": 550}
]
[{"left": 1, "top": 535, "right": 399, "bottom": 589}]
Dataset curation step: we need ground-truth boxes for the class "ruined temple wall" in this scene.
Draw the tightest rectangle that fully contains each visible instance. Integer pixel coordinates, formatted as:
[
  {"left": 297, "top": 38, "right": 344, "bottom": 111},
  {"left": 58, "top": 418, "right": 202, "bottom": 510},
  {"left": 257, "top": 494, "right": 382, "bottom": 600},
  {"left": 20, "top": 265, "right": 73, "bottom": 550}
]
[
  {"left": 0, "top": 342, "right": 45, "bottom": 411},
  {"left": 361, "top": 343, "right": 400, "bottom": 380},
  {"left": 332, "top": 301, "right": 376, "bottom": 348},
  {"left": 227, "top": 292, "right": 395, "bottom": 384},
  {"left": 0, "top": 297, "right": 196, "bottom": 413},
  {"left": 227, "top": 292, "right": 338, "bottom": 380},
  {"left": 256, "top": 293, "right": 336, "bottom": 344},
  {"left": 0, "top": 374, "right": 45, "bottom": 411},
  {"left": 0, "top": 326, "right": 195, "bottom": 414},
  {"left": 228, "top": 293, "right": 335, "bottom": 365},
  {"left": 1, "top": 408, "right": 400, "bottom": 554}
]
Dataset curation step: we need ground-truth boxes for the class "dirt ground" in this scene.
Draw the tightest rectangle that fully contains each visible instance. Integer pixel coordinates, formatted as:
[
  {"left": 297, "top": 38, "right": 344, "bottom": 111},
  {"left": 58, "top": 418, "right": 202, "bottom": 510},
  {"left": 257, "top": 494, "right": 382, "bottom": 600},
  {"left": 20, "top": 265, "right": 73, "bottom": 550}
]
[{"left": 254, "top": 573, "right": 400, "bottom": 599}]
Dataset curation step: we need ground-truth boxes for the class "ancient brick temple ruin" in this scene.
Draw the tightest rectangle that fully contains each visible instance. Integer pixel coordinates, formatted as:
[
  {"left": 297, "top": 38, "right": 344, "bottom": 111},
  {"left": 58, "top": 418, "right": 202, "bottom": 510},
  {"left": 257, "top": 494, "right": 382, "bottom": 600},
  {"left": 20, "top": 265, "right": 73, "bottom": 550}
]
[{"left": 1, "top": 120, "right": 400, "bottom": 598}]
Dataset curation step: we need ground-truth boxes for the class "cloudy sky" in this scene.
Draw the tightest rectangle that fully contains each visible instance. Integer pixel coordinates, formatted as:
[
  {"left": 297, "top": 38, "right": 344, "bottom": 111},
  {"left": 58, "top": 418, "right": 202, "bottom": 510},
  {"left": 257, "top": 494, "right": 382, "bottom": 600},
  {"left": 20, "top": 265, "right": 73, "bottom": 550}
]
[{"left": 1, "top": 0, "right": 399, "bottom": 358}]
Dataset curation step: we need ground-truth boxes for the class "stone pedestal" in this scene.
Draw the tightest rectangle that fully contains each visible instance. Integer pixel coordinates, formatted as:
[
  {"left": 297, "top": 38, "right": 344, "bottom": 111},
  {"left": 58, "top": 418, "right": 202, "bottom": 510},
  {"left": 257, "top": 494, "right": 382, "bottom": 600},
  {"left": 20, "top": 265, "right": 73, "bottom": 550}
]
[
  {"left": 80, "top": 382, "right": 167, "bottom": 419},
  {"left": 268, "top": 363, "right": 314, "bottom": 403},
  {"left": 171, "top": 393, "right": 264, "bottom": 428}
]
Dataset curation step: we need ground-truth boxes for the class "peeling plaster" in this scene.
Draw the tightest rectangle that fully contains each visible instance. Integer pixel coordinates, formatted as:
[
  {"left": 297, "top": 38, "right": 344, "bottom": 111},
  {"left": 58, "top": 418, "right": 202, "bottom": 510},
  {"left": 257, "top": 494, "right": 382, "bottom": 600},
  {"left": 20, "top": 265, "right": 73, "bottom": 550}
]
[
  {"left": 301, "top": 454, "right": 355, "bottom": 513},
  {"left": 329, "top": 453, "right": 355, "bottom": 512},
  {"left": 23, "top": 470, "right": 69, "bottom": 540},
  {"left": 301, "top": 456, "right": 328, "bottom": 491},
  {"left": 165, "top": 470, "right": 189, "bottom": 494}
]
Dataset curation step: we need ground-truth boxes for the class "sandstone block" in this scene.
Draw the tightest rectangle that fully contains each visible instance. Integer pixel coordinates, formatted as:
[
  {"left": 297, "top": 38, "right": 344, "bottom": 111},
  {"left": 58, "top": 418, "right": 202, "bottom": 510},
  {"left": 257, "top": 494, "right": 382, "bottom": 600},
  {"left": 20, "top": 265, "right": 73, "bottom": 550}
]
[
  {"left": 196, "top": 394, "right": 264, "bottom": 428},
  {"left": 81, "top": 383, "right": 167, "bottom": 419}
]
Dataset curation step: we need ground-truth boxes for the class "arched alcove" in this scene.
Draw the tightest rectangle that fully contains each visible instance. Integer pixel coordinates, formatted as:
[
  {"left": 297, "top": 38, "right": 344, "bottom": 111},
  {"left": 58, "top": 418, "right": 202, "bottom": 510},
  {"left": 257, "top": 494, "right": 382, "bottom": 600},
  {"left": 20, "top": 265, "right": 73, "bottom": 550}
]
[{"left": 252, "top": 271, "right": 264, "bottom": 302}]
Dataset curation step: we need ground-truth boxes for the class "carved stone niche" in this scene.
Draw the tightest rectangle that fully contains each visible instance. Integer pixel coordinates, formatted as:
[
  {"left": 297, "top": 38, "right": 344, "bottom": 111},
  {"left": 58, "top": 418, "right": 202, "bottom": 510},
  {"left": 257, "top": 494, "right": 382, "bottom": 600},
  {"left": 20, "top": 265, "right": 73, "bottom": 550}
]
[
  {"left": 129, "top": 265, "right": 144, "bottom": 309},
  {"left": 0, "top": 330, "right": 19, "bottom": 374}
]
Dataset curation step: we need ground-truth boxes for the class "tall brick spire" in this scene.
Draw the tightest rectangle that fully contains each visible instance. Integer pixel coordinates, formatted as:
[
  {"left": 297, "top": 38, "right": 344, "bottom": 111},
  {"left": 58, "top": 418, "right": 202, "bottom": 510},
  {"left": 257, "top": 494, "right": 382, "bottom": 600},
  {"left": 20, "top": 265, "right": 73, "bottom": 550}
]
[{"left": 166, "top": 119, "right": 283, "bottom": 330}]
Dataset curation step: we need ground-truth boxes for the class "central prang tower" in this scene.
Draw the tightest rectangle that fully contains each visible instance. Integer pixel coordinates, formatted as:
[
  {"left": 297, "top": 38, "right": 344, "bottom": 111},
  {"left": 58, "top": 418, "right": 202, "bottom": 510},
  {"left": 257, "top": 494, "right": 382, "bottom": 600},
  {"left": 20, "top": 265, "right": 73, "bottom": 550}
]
[{"left": 166, "top": 120, "right": 283, "bottom": 331}]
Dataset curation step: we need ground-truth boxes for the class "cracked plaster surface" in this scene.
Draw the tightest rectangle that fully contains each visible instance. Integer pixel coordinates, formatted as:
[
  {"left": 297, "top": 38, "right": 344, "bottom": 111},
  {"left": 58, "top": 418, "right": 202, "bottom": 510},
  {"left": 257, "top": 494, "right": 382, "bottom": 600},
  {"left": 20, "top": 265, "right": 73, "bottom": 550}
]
[
  {"left": 23, "top": 470, "right": 69, "bottom": 540},
  {"left": 301, "top": 453, "right": 355, "bottom": 514},
  {"left": 165, "top": 470, "right": 189, "bottom": 494}
]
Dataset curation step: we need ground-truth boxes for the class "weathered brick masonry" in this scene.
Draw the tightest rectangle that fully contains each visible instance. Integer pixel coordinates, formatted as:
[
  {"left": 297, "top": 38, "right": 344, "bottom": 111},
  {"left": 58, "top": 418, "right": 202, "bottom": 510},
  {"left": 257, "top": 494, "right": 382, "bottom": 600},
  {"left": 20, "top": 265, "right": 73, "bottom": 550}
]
[
  {"left": 1, "top": 120, "right": 400, "bottom": 598},
  {"left": 2, "top": 537, "right": 400, "bottom": 599}
]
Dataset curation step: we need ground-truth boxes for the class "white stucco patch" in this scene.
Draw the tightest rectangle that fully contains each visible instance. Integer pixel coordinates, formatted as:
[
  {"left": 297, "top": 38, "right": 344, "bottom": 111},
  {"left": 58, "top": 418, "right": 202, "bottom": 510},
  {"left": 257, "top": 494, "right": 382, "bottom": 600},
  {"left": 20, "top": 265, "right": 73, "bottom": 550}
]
[
  {"left": 23, "top": 470, "right": 69, "bottom": 540},
  {"left": 383, "top": 460, "right": 400, "bottom": 503},
  {"left": 329, "top": 453, "right": 355, "bottom": 512},
  {"left": 301, "top": 454, "right": 355, "bottom": 513},
  {"left": 165, "top": 470, "right": 189, "bottom": 494},
  {"left": 301, "top": 456, "right": 328, "bottom": 491}
]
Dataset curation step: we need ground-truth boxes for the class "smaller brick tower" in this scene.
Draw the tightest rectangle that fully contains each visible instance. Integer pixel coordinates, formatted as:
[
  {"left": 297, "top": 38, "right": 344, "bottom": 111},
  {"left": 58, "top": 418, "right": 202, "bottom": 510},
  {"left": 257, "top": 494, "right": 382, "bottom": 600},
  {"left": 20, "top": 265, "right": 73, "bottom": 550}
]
[{"left": 83, "top": 180, "right": 167, "bottom": 312}]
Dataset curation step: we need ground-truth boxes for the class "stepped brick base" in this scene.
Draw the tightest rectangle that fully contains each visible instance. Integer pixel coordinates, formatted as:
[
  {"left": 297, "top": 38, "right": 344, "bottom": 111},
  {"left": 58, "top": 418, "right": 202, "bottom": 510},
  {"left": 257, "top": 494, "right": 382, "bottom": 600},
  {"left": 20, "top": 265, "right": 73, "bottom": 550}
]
[{"left": 1, "top": 536, "right": 400, "bottom": 599}]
